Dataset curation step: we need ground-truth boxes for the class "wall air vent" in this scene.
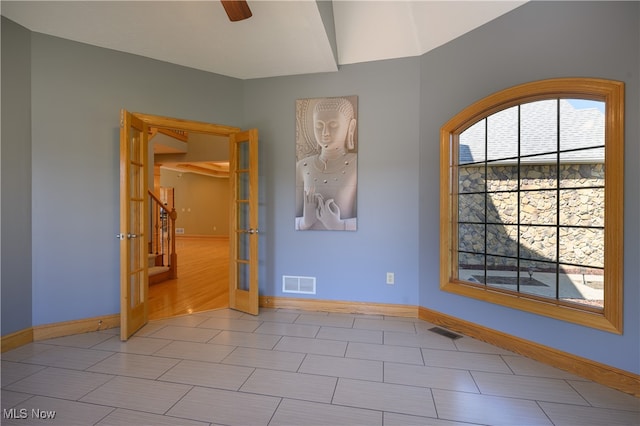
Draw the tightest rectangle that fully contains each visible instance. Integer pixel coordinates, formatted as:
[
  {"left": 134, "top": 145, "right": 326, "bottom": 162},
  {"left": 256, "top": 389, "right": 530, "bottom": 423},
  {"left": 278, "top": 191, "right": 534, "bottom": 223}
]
[{"left": 282, "top": 275, "right": 316, "bottom": 294}]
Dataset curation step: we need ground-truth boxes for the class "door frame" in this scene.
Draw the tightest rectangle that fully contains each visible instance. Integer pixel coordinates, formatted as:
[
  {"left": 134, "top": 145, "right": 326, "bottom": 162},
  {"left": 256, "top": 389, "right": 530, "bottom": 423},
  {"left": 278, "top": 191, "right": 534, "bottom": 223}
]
[
  {"left": 133, "top": 113, "right": 242, "bottom": 137},
  {"left": 121, "top": 112, "right": 248, "bottom": 338}
]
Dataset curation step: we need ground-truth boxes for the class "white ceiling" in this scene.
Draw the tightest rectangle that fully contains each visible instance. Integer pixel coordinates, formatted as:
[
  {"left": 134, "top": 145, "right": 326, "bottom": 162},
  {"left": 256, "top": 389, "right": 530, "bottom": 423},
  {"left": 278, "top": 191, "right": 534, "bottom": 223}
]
[{"left": 1, "top": 0, "right": 526, "bottom": 80}]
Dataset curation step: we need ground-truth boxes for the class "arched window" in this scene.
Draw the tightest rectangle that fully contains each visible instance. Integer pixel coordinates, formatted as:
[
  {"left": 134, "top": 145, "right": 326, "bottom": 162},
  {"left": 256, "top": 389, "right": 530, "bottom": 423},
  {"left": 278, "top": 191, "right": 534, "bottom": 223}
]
[{"left": 440, "top": 78, "right": 624, "bottom": 333}]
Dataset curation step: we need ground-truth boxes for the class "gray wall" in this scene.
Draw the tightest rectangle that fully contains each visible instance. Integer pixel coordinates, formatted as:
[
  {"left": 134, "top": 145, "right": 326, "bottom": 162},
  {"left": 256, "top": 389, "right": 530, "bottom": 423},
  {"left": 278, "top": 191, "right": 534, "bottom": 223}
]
[
  {"left": 27, "top": 32, "right": 243, "bottom": 326},
  {"left": 418, "top": 1, "right": 639, "bottom": 374},
  {"left": 244, "top": 58, "right": 422, "bottom": 306},
  {"left": 1, "top": 18, "right": 33, "bottom": 335}
]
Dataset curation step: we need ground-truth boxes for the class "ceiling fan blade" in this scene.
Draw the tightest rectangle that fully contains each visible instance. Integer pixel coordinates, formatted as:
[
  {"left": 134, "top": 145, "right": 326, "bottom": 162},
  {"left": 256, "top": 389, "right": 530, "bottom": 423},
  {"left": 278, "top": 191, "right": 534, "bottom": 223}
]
[{"left": 221, "top": 0, "right": 252, "bottom": 22}]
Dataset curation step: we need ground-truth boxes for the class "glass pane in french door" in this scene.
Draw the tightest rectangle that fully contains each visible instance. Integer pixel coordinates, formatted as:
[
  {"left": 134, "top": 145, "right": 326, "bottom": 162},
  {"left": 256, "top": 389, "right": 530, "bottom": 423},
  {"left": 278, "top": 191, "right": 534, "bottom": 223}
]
[
  {"left": 237, "top": 230, "right": 249, "bottom": 261},
  {"left": 234, "top": 138, "right": 251, "bottom": 292},
  {"left": 237, "top": 201, "right": 249, "bottom": 231},
  {"left": 238, "top": 140, "right": 249, "bottom": 169},
  {"left": 237, "top": 261, "right": 249, "bottom": 291}
]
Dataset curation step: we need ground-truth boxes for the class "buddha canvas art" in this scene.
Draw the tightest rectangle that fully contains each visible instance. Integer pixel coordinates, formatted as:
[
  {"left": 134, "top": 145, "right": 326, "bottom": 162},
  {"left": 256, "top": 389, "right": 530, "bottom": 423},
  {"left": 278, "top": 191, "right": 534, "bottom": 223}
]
[{"left": 295, "top": 96, "right": 358, "bottom": 231}]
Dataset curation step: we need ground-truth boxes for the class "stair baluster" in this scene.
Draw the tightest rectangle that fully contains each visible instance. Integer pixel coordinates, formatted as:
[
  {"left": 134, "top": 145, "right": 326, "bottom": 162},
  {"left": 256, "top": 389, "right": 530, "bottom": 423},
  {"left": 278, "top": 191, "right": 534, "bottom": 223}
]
[{"left": 148, "top": 190, "right": 178, "bottom": 284}]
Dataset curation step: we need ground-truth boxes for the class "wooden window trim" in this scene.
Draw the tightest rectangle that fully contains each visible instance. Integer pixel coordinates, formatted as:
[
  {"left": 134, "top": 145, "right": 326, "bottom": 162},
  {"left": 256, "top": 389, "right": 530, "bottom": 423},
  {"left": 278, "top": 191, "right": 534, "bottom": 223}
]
[{"left": 439, "top": 78, "right": 624, "bottom": 333}]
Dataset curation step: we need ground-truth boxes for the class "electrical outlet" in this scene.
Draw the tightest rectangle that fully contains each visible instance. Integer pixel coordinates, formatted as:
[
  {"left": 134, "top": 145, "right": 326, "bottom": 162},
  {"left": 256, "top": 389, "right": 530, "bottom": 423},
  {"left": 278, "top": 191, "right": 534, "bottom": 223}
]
[{"left": 386, "top": 272, "right": 395, "bottom": 285}]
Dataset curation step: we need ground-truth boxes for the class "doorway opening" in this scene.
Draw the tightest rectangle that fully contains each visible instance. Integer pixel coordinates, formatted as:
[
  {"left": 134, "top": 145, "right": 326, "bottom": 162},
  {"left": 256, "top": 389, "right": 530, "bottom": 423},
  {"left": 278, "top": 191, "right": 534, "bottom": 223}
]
[{"left": 149, "top": 129, "right": 231, "bottom": 319}]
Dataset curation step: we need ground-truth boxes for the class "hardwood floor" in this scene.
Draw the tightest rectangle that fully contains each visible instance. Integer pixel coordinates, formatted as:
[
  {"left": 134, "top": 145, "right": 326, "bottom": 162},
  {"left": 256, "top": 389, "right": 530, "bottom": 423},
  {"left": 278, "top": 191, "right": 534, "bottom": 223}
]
[{"left": 148, "top": 236, "right": 229, "bottom": 320}]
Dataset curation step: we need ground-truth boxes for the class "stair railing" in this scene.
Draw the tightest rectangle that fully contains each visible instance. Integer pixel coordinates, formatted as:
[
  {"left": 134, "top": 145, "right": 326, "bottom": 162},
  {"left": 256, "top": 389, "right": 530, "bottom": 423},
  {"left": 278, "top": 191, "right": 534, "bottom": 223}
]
[{"left": 148, "top": 190, "right": 178, "bottom": 279}]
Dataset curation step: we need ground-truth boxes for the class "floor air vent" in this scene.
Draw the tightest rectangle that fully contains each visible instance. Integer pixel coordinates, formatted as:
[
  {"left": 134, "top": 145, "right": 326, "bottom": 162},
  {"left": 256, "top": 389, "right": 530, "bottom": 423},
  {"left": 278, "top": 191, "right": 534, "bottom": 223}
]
[
  {"left": 429, "top": 326, "right": 463, "bottom": 340},
  {"left": 282, "top": 275, "right": 316, "bottom": 294}
]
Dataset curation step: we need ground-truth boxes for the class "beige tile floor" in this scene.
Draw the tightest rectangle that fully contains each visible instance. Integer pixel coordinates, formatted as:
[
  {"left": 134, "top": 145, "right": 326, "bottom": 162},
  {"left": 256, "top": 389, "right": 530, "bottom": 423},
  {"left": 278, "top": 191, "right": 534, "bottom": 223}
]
[{"left": 2, "top": 308, "right": 639, "bottom": 425}]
